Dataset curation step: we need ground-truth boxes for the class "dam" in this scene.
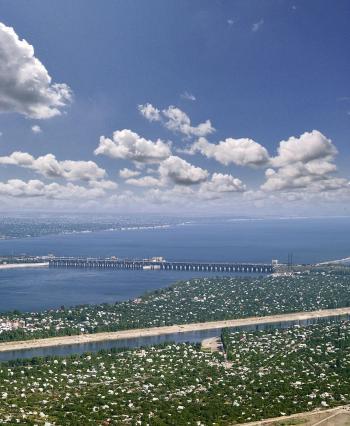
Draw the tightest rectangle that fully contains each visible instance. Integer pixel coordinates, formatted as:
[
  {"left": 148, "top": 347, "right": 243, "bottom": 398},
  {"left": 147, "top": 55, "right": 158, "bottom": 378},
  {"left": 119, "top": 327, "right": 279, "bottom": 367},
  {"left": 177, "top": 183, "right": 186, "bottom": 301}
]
[{"left": 48, "top": 257, "right": 274, "bottom": 273}]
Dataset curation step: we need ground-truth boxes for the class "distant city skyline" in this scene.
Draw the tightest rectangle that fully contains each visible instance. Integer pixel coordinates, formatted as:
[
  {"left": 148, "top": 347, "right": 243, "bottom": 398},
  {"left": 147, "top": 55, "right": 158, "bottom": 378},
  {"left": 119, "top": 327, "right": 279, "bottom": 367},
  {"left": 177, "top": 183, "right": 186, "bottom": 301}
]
[{"left": 0, "top": 0, "right": 349, "bottom": 215}]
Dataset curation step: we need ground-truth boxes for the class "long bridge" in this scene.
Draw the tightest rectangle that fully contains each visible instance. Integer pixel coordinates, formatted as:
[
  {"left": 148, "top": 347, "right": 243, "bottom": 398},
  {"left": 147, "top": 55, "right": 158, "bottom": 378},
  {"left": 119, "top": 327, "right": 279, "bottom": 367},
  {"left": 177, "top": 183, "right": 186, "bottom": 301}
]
[{"left": 48, "top": 257, "right": 274, "bottom": 274}]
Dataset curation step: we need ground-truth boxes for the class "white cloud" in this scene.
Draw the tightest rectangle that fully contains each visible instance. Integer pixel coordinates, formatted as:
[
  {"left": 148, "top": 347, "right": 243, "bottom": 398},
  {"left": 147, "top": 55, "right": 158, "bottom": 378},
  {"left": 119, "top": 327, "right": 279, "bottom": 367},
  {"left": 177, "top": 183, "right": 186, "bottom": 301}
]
[
  {"left": 190, "top": 136, "right": 269, "bottom": 167},
  {"left": 138, "top": 103, "right": 160, "bottom": 122},
  {"left": 252, "top": 19, "right": 264, "bottom": 32},
  {"left": 0, "top": 22, "right": 72, "bottom": 119},
  {"left": 59, "top": 159, "right": 106, "bottom": 181},
  {"left": 119, "top": 168, "right": 141, "bottom": 179},
  {"left": 143, "top": 172, "right": 246, "bottom": 204},
  {"left": 262, "top": 130, "right": 347, "bottom": 192},
  {"left": 0, "top": 151, "right": 107, "bottom": 182},
  {"left": 180, "top": 91, "right": 196, "bottom": 101},
  {"left": 0, "top": 179, "right": 106, "bottom": 200},
  {"left": 162, "top": 106, "right": 214, "bottom": 137},
  {"left": 31, "top": 125, "right": 42, "bottom": 133},
  {"left": 94, "top": 129, "right": 171, "bottom": 163},
  {"left": 88, "top": 179, "right": 118, "bottom": 190},
  {"left": 271, "top": 130, "right": 337, "bottom": 168},
  {"left": 159, "top": 155, "right": 208, "bottom": 185},
  {"left": 139, "top": 103, "right": 214, "bottom": 137},
  {"left": 125, "top": 175, "right": 164, "bottom": 187},
  {"left": 200, "top": 173, "right": 246, "bottom": 194},
  {"left": 145, "top": 186, "right": 195, "bottom": 205},
  {"left": 263, "top": 164, "right": 333, "bottom": 192}
]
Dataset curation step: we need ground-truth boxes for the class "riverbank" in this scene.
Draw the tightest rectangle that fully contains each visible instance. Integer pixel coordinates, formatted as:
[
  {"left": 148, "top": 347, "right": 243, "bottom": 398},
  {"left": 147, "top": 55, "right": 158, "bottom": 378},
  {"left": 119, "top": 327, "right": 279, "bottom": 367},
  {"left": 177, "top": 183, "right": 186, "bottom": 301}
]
[
  {"left": 0, "top": 262, "right": 49, "bottom": 270},
  {"left": 1, "top": 306, "right": 350, "bottom": 353}
]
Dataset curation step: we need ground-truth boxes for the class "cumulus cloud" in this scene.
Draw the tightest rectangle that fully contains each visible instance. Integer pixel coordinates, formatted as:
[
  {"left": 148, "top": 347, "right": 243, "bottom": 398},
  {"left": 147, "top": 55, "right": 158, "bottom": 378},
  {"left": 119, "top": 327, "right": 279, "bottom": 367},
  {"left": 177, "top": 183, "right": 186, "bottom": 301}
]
[
  {"left": 262, "top": 130, "right": 348, "bottom": 192},
  {"left": 125, "top": 175, "right": 164, "bottom": 187},
  {"left": 0, "top": 22, "right": 72, "bottom": 119},
  {"left": 263, "top": 165, "right": 330, "bottom": 192},
  {"left": 88, "top": 179, "right": 118, "bottom": 190},
  {"left": 0, "top": 179, "right": 106, "bottom": 200},
  {"left": 138, "top": 103, "right": 160, "bottom": 122},
  {"left": 190, "top": 136, "right": 270, "bottom": 167},
  {"left": 139, "top": 103, "right": 214, "bottom": 137},
  {"left": 144, "top": 173, "right": 246, "bottom": 205},
  {"left": 119, "top": 168, "right": 141, "bottom": 179},
  {"left": 162, "top": 106, "right": 214, "bottom": 137},
  {"left": 0, "top": 151, "right": 107, "bottom": 182},
  {"left": 159, "top": 155, "right": 208, "bottom": 185},
  {"left": 94, "top": 129, "right": 171, "bottom": 163},
  {"left": 31, "top": 125, "right": 42, "bottom": 134},
  {"left": 270, "top": 130, "right": 338, "bottom": 168},
  {"left": 200, "top": 173, "right": 246, "bottom": 194}
]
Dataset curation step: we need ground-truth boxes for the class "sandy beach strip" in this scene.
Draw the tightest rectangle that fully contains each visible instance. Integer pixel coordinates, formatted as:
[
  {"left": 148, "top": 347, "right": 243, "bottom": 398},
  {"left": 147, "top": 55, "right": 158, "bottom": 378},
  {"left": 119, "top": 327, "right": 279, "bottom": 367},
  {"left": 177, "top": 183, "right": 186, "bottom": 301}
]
[
  {"left": 0, "top": 306, "right": 350, "bottom": 353},
  {"left": 0, "top": 262, "right": 49, "bottom": 270}
]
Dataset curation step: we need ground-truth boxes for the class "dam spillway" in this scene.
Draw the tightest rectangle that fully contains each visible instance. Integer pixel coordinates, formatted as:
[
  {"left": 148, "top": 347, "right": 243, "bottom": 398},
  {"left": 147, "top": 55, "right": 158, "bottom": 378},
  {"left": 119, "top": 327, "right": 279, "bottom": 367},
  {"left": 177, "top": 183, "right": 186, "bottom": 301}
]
[{"left": 48, "top": 257, "right": 274, "bottom": 274}]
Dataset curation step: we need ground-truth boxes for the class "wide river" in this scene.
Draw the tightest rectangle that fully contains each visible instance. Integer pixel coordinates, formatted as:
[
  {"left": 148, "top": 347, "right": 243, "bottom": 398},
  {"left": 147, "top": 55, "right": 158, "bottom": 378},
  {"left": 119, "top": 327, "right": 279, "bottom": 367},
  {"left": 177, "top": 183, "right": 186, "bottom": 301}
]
[{"left": 0, "top": 217, "right": 349, "bottom": 312}]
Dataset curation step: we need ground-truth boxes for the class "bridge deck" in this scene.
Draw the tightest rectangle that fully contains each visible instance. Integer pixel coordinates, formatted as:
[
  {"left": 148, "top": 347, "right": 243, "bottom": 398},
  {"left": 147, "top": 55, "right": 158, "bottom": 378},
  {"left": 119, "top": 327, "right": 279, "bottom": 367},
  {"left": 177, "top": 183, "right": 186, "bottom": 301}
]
[{"left": 48, "top": 258, "right": 273, "bottom": 273}]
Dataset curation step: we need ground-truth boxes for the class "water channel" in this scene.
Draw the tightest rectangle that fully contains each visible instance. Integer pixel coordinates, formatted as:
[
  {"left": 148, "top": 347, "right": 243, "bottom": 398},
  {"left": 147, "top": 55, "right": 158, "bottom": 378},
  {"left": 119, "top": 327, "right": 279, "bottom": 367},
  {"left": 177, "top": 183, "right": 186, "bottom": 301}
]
[{"left": 1, "top": 314, "right": 348, "bottom": 362}]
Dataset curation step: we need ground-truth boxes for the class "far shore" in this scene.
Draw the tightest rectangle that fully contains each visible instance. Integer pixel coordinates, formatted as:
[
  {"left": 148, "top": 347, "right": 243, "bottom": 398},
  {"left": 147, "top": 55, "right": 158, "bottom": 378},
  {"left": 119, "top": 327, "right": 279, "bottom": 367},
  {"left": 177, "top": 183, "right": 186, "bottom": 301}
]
[
  {"left": 0, "top": 306, "right": 350, "bottom": 353},
  {"left": 0, "top": 262, "right": 49, "bottom": 270}
]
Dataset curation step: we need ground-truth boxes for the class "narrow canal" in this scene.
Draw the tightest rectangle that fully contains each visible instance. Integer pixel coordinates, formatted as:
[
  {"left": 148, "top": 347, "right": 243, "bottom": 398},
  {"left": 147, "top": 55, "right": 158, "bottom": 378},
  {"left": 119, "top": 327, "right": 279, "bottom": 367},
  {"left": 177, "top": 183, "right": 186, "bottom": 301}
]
[{"left": 0, "top": 314, "right": 348, "bottom": 362}]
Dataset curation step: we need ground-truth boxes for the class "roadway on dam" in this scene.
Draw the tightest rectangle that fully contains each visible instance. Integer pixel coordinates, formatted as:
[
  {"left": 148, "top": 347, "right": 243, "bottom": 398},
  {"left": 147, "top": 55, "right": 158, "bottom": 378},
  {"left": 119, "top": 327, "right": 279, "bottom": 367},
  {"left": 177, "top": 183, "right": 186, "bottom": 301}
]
[
  {"left": 1, "top": 306, "right": 350, "bottom": 353},
  {"left": 48, "top": 257, "right": 274, "bottom": 273},
  {"left": 1, "top": 256, "right": 274, "bottom": 273}
]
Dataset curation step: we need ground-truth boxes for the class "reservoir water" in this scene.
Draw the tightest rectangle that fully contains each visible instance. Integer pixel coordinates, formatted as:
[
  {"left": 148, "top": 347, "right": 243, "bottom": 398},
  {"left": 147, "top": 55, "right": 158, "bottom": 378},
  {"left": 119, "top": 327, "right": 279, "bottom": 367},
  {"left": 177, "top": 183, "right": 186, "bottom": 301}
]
[{"left": 0, "top": 217, "right": 349, "bottom": 313}]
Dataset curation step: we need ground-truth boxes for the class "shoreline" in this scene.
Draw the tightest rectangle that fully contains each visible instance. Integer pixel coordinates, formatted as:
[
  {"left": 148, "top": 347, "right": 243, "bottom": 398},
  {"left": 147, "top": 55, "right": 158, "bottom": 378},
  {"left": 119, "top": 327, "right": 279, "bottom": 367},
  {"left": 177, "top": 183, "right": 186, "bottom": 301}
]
[
  {"left": 0, "top": 262, "right": 49, "bottom": 270},
  {"left": 0, "top": 306, "right": 350, "bottom": 353},
  {"left": 317, "top": 256, "right": 350, "bottom": 265}
]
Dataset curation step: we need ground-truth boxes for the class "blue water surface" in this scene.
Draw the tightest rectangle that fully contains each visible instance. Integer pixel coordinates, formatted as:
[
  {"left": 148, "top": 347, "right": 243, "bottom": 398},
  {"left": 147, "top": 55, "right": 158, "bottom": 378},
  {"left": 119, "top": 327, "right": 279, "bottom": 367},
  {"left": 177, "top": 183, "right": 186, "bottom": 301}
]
[{"left": 0, "top": 218, "right": 349, "bottom": 312}]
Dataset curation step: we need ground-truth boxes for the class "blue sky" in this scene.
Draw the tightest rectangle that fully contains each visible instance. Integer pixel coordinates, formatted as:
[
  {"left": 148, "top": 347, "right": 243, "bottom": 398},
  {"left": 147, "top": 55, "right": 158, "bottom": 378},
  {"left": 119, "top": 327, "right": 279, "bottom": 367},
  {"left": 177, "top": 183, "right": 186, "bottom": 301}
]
[{"left": 0, "top": 0, "right": 349, "bottom": 215}]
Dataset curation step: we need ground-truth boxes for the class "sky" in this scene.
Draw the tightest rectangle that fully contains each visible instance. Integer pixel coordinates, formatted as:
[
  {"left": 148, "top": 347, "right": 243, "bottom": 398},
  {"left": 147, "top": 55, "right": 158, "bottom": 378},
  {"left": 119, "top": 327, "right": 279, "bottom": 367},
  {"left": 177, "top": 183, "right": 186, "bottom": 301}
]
[{"left": 0, "top": 0, "right": 349, "bottom": 216}]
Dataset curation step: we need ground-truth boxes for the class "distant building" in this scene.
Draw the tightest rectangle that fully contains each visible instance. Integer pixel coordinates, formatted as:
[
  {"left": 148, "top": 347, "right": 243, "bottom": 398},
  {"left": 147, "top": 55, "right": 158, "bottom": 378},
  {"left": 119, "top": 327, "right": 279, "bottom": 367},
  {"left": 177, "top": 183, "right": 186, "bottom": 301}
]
[
  {"left": 272, "top": 259, "right": 279, "bottom": 265},
  {"left": 0, "top": 319, "right": 25, "bottom": 333},
  {"left": 143, "top": 257, "right": 165, "bottom": 263},
  {"left": 151, "top": 257, "right": 165, "bottom": 263}
]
